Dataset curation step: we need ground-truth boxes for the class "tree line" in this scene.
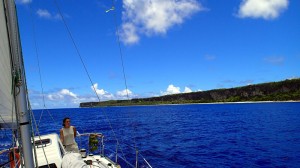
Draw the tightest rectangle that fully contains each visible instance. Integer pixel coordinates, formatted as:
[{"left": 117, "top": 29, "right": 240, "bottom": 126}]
[{"left": 80, "top": 78, "right": 300, "bottom": 107}]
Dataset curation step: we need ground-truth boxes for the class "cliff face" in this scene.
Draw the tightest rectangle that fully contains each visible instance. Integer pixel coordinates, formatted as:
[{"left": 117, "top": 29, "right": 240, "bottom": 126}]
[{"left": 80, "top": 78, "right": 300, "bottom": 107}]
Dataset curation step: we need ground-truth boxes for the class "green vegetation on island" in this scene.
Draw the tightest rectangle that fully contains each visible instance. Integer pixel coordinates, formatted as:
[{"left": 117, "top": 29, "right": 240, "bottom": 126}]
[{"left": 80, "top": 78, "right": 300, "bottom": 107}]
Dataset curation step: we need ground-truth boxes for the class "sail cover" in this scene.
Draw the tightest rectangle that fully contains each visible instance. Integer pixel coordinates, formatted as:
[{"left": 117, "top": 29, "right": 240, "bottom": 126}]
[{"left": 0, "top": 0, "right": 16, "bottom": 129}]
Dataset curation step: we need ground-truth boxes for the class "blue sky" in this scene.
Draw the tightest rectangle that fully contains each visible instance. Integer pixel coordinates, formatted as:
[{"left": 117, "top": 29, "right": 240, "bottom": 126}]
[{"left": 15, "top": 0, "right": 300, "bottom": 109}]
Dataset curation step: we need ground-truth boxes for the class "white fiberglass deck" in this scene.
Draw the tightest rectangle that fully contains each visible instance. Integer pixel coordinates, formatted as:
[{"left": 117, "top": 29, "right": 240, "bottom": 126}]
[
  {"left": 33, "top": 133, "right": 64, "bottom": 167},
  {"left": 32, "top": 133, "right": 120, "bottom": 168}
]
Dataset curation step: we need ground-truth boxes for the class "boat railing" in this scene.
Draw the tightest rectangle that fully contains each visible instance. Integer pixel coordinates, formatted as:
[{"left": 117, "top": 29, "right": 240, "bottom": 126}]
[
  {"left": 76, "top": 132, "right": 152, "bottom": 168},
  {"left": 76, "top": 132, "right": 105, "bottom": 156}
]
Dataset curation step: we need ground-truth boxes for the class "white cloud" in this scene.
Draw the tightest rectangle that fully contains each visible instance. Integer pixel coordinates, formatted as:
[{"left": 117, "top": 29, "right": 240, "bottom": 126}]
[
  {"left": 15, "top": 0, "right": 32, "bottom": 4},
  {"left": 161, "top": 84, "right": 196, "bottom": 95},
  {"left": 238, "top": 0, "right": 289, "bottom": 20},
  {"left": 36, "top": 9, "right": 63, "bottom": 20},
  {"left": 184, "top": 87, "right": 192, "bottom": 93},
  {"left": 29, "top": 88, "right": 98, "bottom": 109},
  {"left": 29, "top": 84, "right": 136, "bottom": 108},
  {"left": 116, "top": 89, "right": 132, "bottom": 97},
  {"left": 91, "top": 83, "right": 114, "bottom": 100},
  {"left": 47, "top": 89, "right": 77, "bottom": 100},
  {"left": 116, "top": 89, "right": 135, "bottom": 99},
  {"left": 92, "top": 84, "right": 138, "bottom": 100},
  {"left": 119, "top": 23, "right": 139, "bottom": 44},
  {"left": 120, "top": 0, "right": 204, "bottom": 44},
  {"left": 166, "top": 84, "right": 181, "bottom": 94},
  {"left": 46, "top": 89, "right": 82, "bottom": 107},
  {"left": 161, "top": 84, "right": 181, "bottom": 95},
  {"left": 37, "top": 9, "right": 51, "bottom": 19}
]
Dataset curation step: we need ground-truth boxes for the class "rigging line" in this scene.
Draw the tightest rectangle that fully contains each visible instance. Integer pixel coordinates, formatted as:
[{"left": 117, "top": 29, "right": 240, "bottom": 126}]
[
  {"left": 115, "top": 140, "right": 152, "bottom": 167},
  {"left": 110, "top": 0, "right": 130, "bottom": 100},
  {"left": 28, "top": 103, "right": 50, "bottom": 168},
  {"left": 10, "top": 62, "right": 23, "bottom": 168},
  {"left": 28, "top": 108, "right": 36, "bottom": 167},
  {"left": 52, "top": 0, "right": 101, "bottom": 101},
  {"left": 37, "top": 109, "right": 45, "bottom": 128},
  {"left": 0, "top": 114, "right": 11, "bottom": 128},
  {"left": 28, "top": 103, "right": 39, "bottom": 168},
  {"left": 52, "top": 1, "right": 129, "bottom": 165},
  {"left": 12, "top": 74, "right": 22, "bottom": 168},
  {"left": 38, "top": 107, "right": 58, "bottom": 129},
  {"left": 6, "top": 4, "right": 25, "bottom": 165},
  {"left": 0, "top": 129, "right": 13, "bottom": 141},
  {"left": 28, "top": 2, "right": 56, "bottom": 129},
  {"left": 9, "top": 91, "right": 15, "bottom": 154},
  {"left": 52, "top": 0, "right": 128, "bottom": 162},
  {"left": 45, "top": 108, "right": 58, "bottom": 125},
  {"left": 139, "top": 153, "right": 152, "bottom": 168},
  {"left": 106, "top": 148, "right": 135, "bottom": 168},
  {"left": 0, "top": 158, "right": 15, "bottom": 168},
  {"left": 28, "top": 2, "right": 46, "bottom": 108},
  {"left": 36, "top": 108, "right": 58, "bottom": 129},
  {"left": 11, "top": 79, "right": 14, "bottom": 130},
  {"left": 102, "top": 1, "right": 136, "bottom": 164},
  {"left": 110, "top": 0, "right": 139, "bottom": 163},
  {"left": 29, "top": 4, "right": 46, "bottom": 106}
]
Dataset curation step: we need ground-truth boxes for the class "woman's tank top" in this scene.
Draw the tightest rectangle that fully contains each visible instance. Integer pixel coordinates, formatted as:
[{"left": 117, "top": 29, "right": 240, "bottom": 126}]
[{"left": 62, "top": 126, "right": 75, "bottom": 145}]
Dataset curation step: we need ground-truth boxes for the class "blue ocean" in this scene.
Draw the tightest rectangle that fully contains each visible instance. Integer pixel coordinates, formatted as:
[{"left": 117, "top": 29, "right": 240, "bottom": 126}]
[{"left": 1, "top": 102, "right": 300, "bottom": 167}]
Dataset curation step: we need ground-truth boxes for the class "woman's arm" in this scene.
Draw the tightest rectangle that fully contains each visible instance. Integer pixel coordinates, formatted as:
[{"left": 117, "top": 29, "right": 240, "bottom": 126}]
[
  {"left": 73, "top": 126, "right": 77, "bottom": 137},
  {"left": 60, "top": 129, "right": 64, "bottom": 143}
]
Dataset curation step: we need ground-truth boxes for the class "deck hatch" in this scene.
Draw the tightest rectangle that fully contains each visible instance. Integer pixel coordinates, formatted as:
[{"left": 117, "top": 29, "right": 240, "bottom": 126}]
[{"left": 34, "top": 138, "right": 51, "bottom": 148}]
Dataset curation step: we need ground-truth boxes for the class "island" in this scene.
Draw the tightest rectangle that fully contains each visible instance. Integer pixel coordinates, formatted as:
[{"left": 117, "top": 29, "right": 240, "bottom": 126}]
[{"left": 80, "top": 78, "right": 300, "bottom": 107}]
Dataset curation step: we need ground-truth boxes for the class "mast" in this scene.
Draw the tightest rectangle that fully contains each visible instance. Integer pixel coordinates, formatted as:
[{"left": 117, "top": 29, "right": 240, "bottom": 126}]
[{"left": 4, "top": 0, "right": 35, "bottom": 167}]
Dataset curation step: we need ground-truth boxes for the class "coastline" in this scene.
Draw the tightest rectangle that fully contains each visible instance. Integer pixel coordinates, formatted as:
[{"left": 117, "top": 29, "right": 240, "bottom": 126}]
[{"left": 88, "top": 100, "right": 300, "bottom": 108}]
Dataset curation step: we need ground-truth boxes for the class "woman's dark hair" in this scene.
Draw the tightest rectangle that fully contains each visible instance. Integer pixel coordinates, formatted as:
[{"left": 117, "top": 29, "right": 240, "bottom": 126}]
[{"left": 62, "top": 117, "right": 70, "bottom": 127}]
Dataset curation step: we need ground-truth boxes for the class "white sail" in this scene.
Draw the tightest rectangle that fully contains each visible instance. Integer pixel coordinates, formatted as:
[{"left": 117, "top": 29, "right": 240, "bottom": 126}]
[
  {"left": 1, "top": 1, "right": 35, "bottom": 167},
  {"left": 0, "top": 0, "right": 16, "bottom": 129}
]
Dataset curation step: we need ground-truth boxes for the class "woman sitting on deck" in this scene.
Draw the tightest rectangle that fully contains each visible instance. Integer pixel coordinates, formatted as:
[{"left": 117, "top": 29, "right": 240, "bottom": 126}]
[{"left": 60, "top": 117, "right": 79, "bottom": 152}]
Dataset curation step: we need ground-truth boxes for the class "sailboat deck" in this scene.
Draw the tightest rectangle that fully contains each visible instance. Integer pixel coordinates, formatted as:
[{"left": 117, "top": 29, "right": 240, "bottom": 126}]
[
  {"left": 33, "top": 133, "right": 64, "bottom": 168},
  {"left": 82, "top": 154, "right": 120, "bottom": 168}
]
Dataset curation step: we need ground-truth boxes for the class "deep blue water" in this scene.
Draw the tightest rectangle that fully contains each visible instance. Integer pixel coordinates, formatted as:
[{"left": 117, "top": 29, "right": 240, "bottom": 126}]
[{"left": 1, "top": 102, "right": 300, "bottom": 167}]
